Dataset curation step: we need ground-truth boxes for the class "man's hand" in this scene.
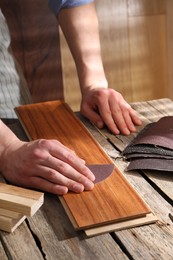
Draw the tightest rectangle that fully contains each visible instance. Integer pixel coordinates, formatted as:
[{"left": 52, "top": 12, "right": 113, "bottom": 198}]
[
  {"left": 0, "top": 138, "right": 95, "bottom": 195},
  {"left": 80, "top": 87, "right": 142, "bottom": 135}
]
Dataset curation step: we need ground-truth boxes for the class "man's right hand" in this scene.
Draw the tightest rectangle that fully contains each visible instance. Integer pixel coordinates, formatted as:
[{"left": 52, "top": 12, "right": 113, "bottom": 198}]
[{"left": 0, "top": 138, "right": 95, "bottom": 195}]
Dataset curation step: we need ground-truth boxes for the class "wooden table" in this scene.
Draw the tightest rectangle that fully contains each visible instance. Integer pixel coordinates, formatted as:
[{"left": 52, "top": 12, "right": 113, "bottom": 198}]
[{"left": 0, "top": 98, "right": 173, "bottom": 260}]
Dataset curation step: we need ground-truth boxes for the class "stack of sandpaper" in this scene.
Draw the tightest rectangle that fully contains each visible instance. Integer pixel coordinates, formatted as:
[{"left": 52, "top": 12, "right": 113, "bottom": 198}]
[
  {"left": 15, "top": 100, "right": 158, "bottom": 237},
  {"left": 0, "top": 181, "right": 44, "bottom": 232},
  {"left": 123, "top": 116, "right": 173, "bottom": 171}
]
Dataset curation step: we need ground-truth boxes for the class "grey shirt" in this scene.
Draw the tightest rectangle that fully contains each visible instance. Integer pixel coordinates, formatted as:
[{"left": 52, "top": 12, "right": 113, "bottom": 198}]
[{"left": 0, "top": 10, "right": 31, "bottom": 118}]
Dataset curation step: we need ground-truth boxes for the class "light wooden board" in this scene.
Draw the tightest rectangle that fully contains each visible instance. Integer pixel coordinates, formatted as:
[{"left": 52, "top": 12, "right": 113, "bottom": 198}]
[
  {"left": 0, "top": 208, "right": 26, "bottom": 233},
  {"left": 0, "top": 183, "right": 44, "bottom": 216},
  {"left": 85, "top": 213, "right": 157, "bottom": 237},
  {"left": 15, "top": 100, "right": 157, "bottom": 233}
]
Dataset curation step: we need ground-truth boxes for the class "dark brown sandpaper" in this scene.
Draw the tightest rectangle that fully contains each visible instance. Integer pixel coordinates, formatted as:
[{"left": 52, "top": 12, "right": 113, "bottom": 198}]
[
  {"left": 126, "top": 116, "right": 173, "bottom": 150},
  {"left": 126, "top": 158, "right": 173, "bottom": 171},
  {"left": 86, "top": 164, "right": 114, "bottom": 184},
  {"left": 125, "top": 152, "right": 173, "bottom": 160},
  {"left": 124, "top": 145, "right": 173, "bottom": 157},
  {"left": 123, "top": 116, "right": 173, "bottom": 171}
]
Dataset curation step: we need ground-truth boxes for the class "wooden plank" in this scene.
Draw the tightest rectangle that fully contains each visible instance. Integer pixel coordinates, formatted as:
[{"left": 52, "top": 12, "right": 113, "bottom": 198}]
[
  {"left": 85, "top": 213, "right": 157, "bottom": 237},
  {"left": 0, "top": 208, "right": 26, "bottom": 233},
  {"left": 0, "top": 183, "right": 44, "bottom": 216},
  {"left": 0, "top": 241, "right": 8, "bottom": 260},
  {"left": 59, "top": 195, "right": 156, "bottom": 236},
  {"left": 0, "top": 117, "right": 125, "bottom": 259},
  {"left": 0, "top": 176, "right": 27, "bottom": 233},
  {"left": 0, "top": 178, "right": 44, "bottom": 257},
  {"left": 15, "top": 100, "right": 154, "bottom": 232},
  {"left": 0, "top": 222, "right": 43, "bottom": 259}
]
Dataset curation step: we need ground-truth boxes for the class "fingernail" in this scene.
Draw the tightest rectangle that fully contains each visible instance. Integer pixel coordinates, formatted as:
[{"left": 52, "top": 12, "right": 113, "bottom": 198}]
[
  {"left": 125, "top": 130, "right": 130, "bottom": 135},
  {"left": 72, "top": 183, "right": 84, "bottom": 193},
  {"left": 84, "top": 180, "right": 94, "bottom": 191},
  {"left": 84, "top": 167, "right": 95, "bottom": 182},
  {"left": 89, "top": 173, "right": 95, "bottom": 182}
]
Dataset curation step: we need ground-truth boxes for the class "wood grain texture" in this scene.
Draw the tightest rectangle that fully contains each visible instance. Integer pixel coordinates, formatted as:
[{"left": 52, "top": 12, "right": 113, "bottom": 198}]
[
  {"left": 85, "top": 213, "right": 157, "bottom": 237},
  {"left": 15, "top": 100, "right": 152, "bottom": 230},
  {"left": 0, "top": 208, "right": 26, "bottom": 233},
  {"left": 128, "top": 0, "right": 166, "bottom": 16},
  {"left": 129, "top": 14, "right": 168, "bottom": 101},
  {"left": 0, "top": 183, "right": 44, "bottom": 216},
  {"left": 0, "top": 0, "right": 64, "bottom": 102},
  {"left": 0, "top": 241, "right": 8, "bottom": 260},
  {"left": 0, "top": 222, "right": 44, "bottom": 259}
]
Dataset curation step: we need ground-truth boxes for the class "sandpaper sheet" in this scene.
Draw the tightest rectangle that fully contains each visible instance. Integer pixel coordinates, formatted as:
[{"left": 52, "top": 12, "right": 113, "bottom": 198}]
[
  {"left": 123, "top": 144, "right": 173, "bottom": 157},
  {"left": 123, "top": 116, "right": 173, "bottom": 171},
  {"left": 126, "top": 158, "right": 173, "bottom": 171},
  {"left": 127, "top": 117, "right": 173, "bottom": 149},
  {"left": 86, "top": 164, "right": 114, "bottom": 183}
]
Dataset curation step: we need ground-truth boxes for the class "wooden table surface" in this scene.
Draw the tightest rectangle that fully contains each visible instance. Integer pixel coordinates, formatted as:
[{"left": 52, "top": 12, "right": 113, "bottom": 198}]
[{"left": 0, "top": 98, "right": 173, "bottom": 260}]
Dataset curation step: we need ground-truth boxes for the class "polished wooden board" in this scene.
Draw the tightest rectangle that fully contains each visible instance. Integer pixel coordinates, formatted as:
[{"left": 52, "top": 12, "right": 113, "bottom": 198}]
[{"left": 15, "top": 100, "right": 152, "bottom": 230}]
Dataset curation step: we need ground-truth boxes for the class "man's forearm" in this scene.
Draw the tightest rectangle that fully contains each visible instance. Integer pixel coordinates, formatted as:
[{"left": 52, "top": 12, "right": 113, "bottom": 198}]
[
  {"left": 0, "top": 120, "right": 19, "bottom": 168},
  {"left": 58, "top": 2, "right": 108, "bottom": 93}
]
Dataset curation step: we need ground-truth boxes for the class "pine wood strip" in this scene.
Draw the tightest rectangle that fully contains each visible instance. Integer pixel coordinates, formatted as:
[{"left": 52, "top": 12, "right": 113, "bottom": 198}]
[
  {"left": 15, "top": 100, "right": 153, "bottom": 230},
  {"left": 0, "top": 208, "right": 26, "bottom": 233},
  {"left": 85, "top": 213, "right": 157, "bottom": 237},
  {"left": 0, "top": 183, "right": 44, "bottom": 216}
]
